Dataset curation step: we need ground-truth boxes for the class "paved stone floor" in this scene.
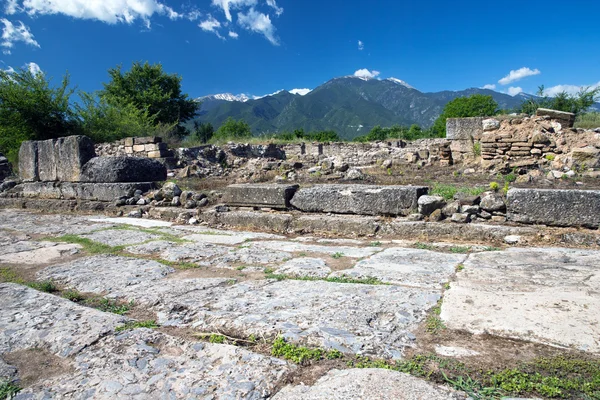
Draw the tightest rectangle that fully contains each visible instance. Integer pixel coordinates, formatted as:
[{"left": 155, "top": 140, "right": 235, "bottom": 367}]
[{"left": 1, "top": 209, "right": 599, "bottom": 399}]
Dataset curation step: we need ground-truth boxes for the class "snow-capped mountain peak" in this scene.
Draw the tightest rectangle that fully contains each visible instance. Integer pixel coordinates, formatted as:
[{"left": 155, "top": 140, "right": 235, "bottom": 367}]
[
  {"left": 386, "top": 77, "right": 415, "bottom": 89},
  {"left": 201, "top": 93, "right": 250, "bottom": 102}
]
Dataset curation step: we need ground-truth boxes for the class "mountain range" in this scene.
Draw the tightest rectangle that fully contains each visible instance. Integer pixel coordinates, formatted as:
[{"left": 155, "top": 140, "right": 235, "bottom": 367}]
[{"left": 191, "top": 76, "right": 598, "bottom": 140}]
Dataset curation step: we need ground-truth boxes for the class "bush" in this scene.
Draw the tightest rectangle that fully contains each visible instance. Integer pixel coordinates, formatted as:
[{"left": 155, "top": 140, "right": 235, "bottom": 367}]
[
  {"left": 575, "top": 112, "right": 600, "bottom": 129},
  {"left": 432, "top": 95, "right": 498, "bottom": 137},
  {"left": 214, "top": 117, "right": 252, "bottom": 140},
  {"left": 519, "top": 85, "right": 600, "bottom": 116}
]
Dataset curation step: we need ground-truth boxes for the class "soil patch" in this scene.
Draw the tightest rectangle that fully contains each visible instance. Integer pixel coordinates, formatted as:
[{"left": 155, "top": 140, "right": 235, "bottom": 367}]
[{"left": 2, "top": 349, "right": 73, "bottom": 388}]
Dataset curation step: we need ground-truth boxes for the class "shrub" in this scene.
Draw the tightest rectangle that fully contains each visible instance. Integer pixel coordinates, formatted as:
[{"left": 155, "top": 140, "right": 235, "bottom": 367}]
[{"left": 432, "top": 94, "right": 499, "bottom": 137}]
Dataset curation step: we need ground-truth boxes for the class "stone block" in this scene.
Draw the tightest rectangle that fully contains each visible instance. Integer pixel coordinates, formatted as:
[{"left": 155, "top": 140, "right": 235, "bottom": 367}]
[
  {"left": 124, "top": 146, "right": 134, "bottom": 154},
  {"left": 507, "top": 188, "right": 600, "bottom": 228},
  {"left": 536, "top": 108, "right": 576, "bottom": 128},
  {"left": 37, "top": 139, "right": 58, "bottom": 181},
  {"left": 80, "top": 157, "right": 167, "bottom": 183},
  {"left": 417, "top": 195, "right": 446, "bottom": 216},
  {"left": 290, "top": 184, "right": 428, "bottom": 216},
  {"left": 55, "top": 136, "right": 96, "bottom": 182},
  {"left": 222, "top": 184, "right": 299, "bottom": 209},
  {"left": 18, "top": 141, "right": 39, "bottom": 182},
  {"left": 446, "top": 117, "right": 484, "bottom": 140},
  {"left": 11, "top": 182, "right": 154, "bottom": 201},
  {"left": 124, "top": 138, "right": 134, "bottom": 147},
  {"left": 134, "top": 136, "right": 161, "bottom": 145},
  {"left": 132, "top": 144, "right": 146, "bottom": 153}
]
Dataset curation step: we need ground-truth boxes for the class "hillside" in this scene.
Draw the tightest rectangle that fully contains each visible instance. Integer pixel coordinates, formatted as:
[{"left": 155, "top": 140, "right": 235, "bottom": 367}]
[{"left": 191, "top": 77, "right": 594, "bottom": 140}]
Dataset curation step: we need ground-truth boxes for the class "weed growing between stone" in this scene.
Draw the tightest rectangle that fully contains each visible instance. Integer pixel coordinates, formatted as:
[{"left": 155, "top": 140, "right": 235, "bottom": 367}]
[
  {"left": 331, "top": 252, "right": 344, "bottom": 259},
  {"left": 449, "top": 246, "right": 470, "bottom": 254},
  {"left": 48, "top": 235, "right": 124, "bottom": 255},
  {"left": 415, "top": 242, "right": 434, "bottom": 250},
  {"left": 156, "top": 259, "right": 200, "bottom": 270},
  {"left": 115, "top": 320, "right": 158, "bottom": 332},
  {"left": 263, "top": 269, "right": 388, "bottom": 285},
  {"left": 0, "top": 267, "right": 57, "bottom": 293},
  {"left": 271, "top": 337, "right": 343, "bottom": 365},
  {"left": 102, "top": 225, "right": 190, "bottom": 244},
  {"left": 425, "top": 299, "right": 446, "bottom": 334},
  {"left": 0, "top": 380, "right": 21, "bottom": 399},
  {"left": 428, "top": 183, "right": 487, "bottom": 201}
]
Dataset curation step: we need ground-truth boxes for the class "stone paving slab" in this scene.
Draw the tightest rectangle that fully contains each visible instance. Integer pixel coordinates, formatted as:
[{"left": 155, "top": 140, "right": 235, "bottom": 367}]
[
  {"left": 0, "top": 283, "right": 126, "bottom": 357},
  {"left": 331, "top": 248, "right": 466, "bottom": 289},
  {"left": 252, "top": 241, "right": 382, "bottom": 258},
  {"left": 111, "top": 279, "right": 439, "bottom": 359},
  {"left": 37, "top": 255, "right": 175, "bottom": 294},
  {"left": 15, "top": 329, "right": 294, "bottom": 400},
  {"left": 275, "top": 257, "right": 331, "bottom": 278},
  {"left": 272, "top": 368, "right": 465, "bottom": 400},
  {"left": 88, "top": 216, "right": 173, "bottom": 228},
  {"left": 0, "top": 243, "right": 81, "bottom": 265},
  {"left": 81, "top": 229, "right": 162, "bottom": 247},
  {"left": 0, "top": 209, "right": 115, "bottom": 236},
  {"left": 441, "top": 248, "right": 600, "bottom": 353}
]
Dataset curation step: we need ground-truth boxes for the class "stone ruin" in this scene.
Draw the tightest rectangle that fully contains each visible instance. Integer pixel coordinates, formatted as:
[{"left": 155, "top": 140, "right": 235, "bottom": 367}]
[{"left": 0, "top": 151, "right": 11, "bottom": 182}]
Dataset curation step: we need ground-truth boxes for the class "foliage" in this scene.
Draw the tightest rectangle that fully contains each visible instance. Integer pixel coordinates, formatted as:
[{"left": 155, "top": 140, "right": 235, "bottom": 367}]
[
  {"left": 575, "top": 112, "right": 600, "bottom": 129},
  {"left": 271, "top": 337, "right": 342, "bottom": 364},
  {"left": 48, "top": 235, "right": 124, "bottom": 255},
  {"left": 519, "top": 85, "right": 600, "bottom": 115},
  {"left": 99, "top": 61, "right": 198, "bottom": 138},
  {"left": 489, "top": 181, "right": 500, "bottom": 191},
  {"left": 0, "top": 380, "right": 21, "bottom": 399},
  {"left": 353, "top": 124, "right": 435, "bottom": 142},
  {"left": 193, "top": 121, "right": 214, "bottom": 143},
  {"left": 115, "top": 320, "right": 158, "bottom": 332},
  {"left": 214, "top": 117, "right": 252, "bottom": 140},
  {"left": 431, "top": 94, "right": 498, "bottom": 137},
  {"left": 0, "top": 67, "right": 80, "bottom": 165},
  {"left": 331, "top": 252, "right": 344, "bottom": 259},
  {"left": 429, "top": 183, "right": 487, "bottom": 200},
  {"left": 270, "top": 128, "right": 340, "bottom": 142},
  {"left": 90, "top": 298, "right": 132, "bottom": 315}
]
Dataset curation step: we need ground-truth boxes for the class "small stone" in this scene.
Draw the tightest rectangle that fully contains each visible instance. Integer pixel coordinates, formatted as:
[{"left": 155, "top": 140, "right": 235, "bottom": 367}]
[
  {"left": 125, "top": 197, "right": 137, "bottom": 206},
  {"left": 478, "top": 210, "right": 492, "bottom": 219},
  {"left": 184, "top": 200, "right": 197, "bottom": 209},
  {"left": 171, "top": 196, "right": 181, "bottom": 207},
  {"left": 451, "top": 213, "right": 471, "bottom": 223},
  {"left": 407, "top": 213, "right": 424, "bottom": 221},
  {"left": 382, "top": 159, "right": 392, "bottom": 169},
  {"left": 134, "top": 190, "right": 143, "bottom": 197},
  {"left": 479, "top": 192, "right": 506, "bottom": 212},
  {"left": 442, "top": 201, "right": 460, "bottom": 217},
  {"left": 192, "top": 193, "right": 207, "bottom": 202},
  {"left": 115, "top": 199, "right": 127, "bottom": 207},
  {"left": 161, "top": 182, "right": 182, "bottom": 200},
  {"left": 417, "top": 195, "right": 446, "bottom": 216},
  {"left": 491, "top": 215, "right": 506, "bottom": 222},
  {"left": 504, "top": 235, "right": 521, "bottom": 244},
  {"left": 197, "top": 198, "right": 209, "bottom": 208},
  {"left": 127, "top": 210, "right": 142, "bottom": 218},
  {"left": 188, "top": 218, "right": 199, "bottom": 225},
  {"left": 482, "top": 118, "right": 500, "bottom": 131},
  {"left": 429, "top": 209, "right": 443, "bottom": 222},
  {"left": 215, "top": 205, "right": 229, "bottom": 212},
  {"left": 460, "top": 205, "right": 479, "bottom": 215},
  {"left": 136, "top": 198, "right": 147, "bottom": 206},
  {"left": 345, "top": 168, "right": 364, "bottom": 180}
]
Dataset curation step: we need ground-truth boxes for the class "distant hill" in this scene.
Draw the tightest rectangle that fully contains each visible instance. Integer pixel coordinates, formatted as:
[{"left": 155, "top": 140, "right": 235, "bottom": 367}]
[{"left": 191, "top": 77, "right": 598, "bottom": 140}]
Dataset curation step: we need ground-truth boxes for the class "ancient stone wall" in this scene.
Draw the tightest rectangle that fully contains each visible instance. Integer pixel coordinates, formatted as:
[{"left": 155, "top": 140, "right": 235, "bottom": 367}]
[{"left": 95, "top": 136, "right": 173, "bottom": 159}]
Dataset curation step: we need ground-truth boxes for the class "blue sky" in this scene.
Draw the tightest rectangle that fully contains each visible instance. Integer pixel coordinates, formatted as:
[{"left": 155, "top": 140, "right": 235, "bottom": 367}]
[{"left": 1, "top": 0, "right": 599, "bottom": 99}]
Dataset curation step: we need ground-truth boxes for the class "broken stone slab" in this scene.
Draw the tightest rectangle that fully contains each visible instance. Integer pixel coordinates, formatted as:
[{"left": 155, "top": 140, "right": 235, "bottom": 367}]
[
  {"left": 273, "top": 368, "right": 464, "bottom": 400},
  {"left": 11, "top": 182, "right": 155, "bottom": 201},
  {"left": 17, "top": 328, "right": 293, "bottom": 399},
  {"left": 441, "top": 247, "right": 600, "bottom": 353},
  {"left": 536, "top": 108, "right": 575, "bottom": 127},
  {"left": 446, "top": 117, "right": 484, "bottom": 140},
  {"left": 0, "top": 283, "right": 127, "bottom": 357},
  {"left": 0, "top": 242, "right": 81, "bottom": 265},
  {"left": 80, "top": 156, "right": 166, "bottom": 183},
  {"left": 222, "top": 183, "right": 299, "bottom": 209},
  {"left": 507, "top": 188, "right": 600, "bottom": 228},
  {"left": 18, "top": 141, "right": 38, "bottom": 181},
  {"left": 330, "top": 248, "right": 465, "bottom": 289},
  {"left": 252, "top": 240, "right": 382, "bottom": 258},
  {"left": 290, "top": 184, "right": 428, "bottom": 216},
  {"left": 37, "top": 255, "right": 175, "bottom": 294},
  {"left": 275, "top": 257, "right": 331, "bottom": 278},
  {"left": 109, "top": 279, "right": 439, "bottom": 359},
  {"left": 80, "top": 228, "right": 162, "bottom": 246}
]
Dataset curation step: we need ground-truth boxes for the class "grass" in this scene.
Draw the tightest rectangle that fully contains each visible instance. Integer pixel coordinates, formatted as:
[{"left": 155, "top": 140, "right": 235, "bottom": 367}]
[
  {"left": 449, "top": 246, "right": 470, "bottom": 254},
  {"left": 0, "top": 267, "right": 57, "bottom": 293},
  {"left": 157, "top": 259, "right": 200, "bottom": 270},
  {"left": 47, "top": 234, "right": 124, "bottom": 255},
  {"left": 415, "top": 242, "right": 434, "bottom": 250},
  {"left": 426, "top": 299, "right": 446, "bottom": 334},
  {"left": 331, "top": 252, "right": 344, "bottom": 259},
  {"left": 115, "top": 320, "right": 158, "bottom": 332},
  {"left": 263, "top": 269, "right": 388, "bottom": 285},
  {"left": 0, "top": 380, "right": 21, "bottom": 399},
  {"left": 574, "top": 112, "right": 600, "bottom": 129},
  {"left": 370, "top": 241, "right": 382, "bottom": 247},
  {"left": 271, "top": 337, "right": 343, "bottom": 365},
  {"left": 89, "top": 298, "right": 133, "bottom": 315},
  {"left": 455, "top": 264, "right": 464, "bottom": 272},
  {"left": 429, "top": 183, "right": 487, "bottom": 201}
]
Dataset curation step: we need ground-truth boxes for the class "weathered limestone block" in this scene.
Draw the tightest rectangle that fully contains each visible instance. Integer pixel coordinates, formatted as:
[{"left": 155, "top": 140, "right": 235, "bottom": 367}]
[
  {"left": 10, "top": 182, "right": 155, "bottom": 201},
  {"left": 536, "top": 108, "right": 576, "bottom": 128},
  {"left": 570, "top": 147, "right": 600, "bottom": 169},
  {"left": 37, "top": 139, "right": 57, "bottom": 181},
  {"left": 80, "top": 157, "right": 166, "bottom": 183},
  {"left": 222, "top": 184, "right": 299, "bottom": 209},
  {"left": 507, "top": 188, "right": 600, "bottom": 228},
  {"left": 18, "top": 141, "right": 39, "bottom": 181},
  {"left": 290, "top": 184, "right": 428, "bottom": 216},
  {"left": 134, "top": 136, "right": 162, "bottom": 145},
  {"left": 446, "top": 117, "right": 484, "bottom": 140},
  {"left": 55, "top": 136, "right": 96, "bottom": 182}
]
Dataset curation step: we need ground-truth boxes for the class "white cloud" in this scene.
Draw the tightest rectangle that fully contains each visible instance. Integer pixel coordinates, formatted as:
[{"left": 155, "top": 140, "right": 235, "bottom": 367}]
[
  {"left": 15, "top": 0, "right": 180, "bottom": 25},
  {"left": 5, "top": 0, "right": 19, "bottom": 14},
  {"left": 186, "top": 9, "right": 202, "bottom": 21},
  {"left": 354, "top": 68, "right": 380, "bottom": 79},
  {"left": 1, "top": 18, "right": 40, "bottom": 51},
  {"left": 290, "top": 88, "right": 311, "bottom": 96},
  {"left": 507, "top": 86, "right": 523, "bottom": 96},
  {"left": 544, "top": 82, "right": 600, "bottom": 97},
  {"left": 482, "top": 84, "right": 496, "bottom": 90},
  {"left": 238, "top": 8, "right": 278, "bottom": 45},
  {"left": 228, "top": 30, "right": 238, "bottom": 38},
  {"left": 212, "top": 0, "right": 256, "bottom": 22},
  {"left": 498, "top": 67, "right": 540, "bottom": 85},
  {"left": 26, "top": 61, "right": 41, "bottom": 75},
  {"left": 199, "top": 15, "right": 224, "bottom": 39},
  {"left": 266, "top": 0, "right": 283, "bottom": 16},
  {"left": 358, "top": 40, "right": 364, "bottom": 51}
]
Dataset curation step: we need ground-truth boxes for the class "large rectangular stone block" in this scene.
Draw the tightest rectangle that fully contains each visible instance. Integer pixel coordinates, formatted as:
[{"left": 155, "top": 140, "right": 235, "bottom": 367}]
[
  {"left": 18, "top": 141, "right": 39, "bottom": 182},
  {"left": 507, "top": 188, "right": 600, "bottom": 228},
  {"left": 446, "top": 117, "right": 484, "bottom": 140},
  {"left": 222, "top": 184, "right": 299, "bottom": 209},
  {"left": 13, "top": 182, "right": 154, "bottom": 201},
  {"left": 536, "top": 108, "right": 575, "bottom": 128},
  {"left": 55, "top": 136, "right": 96, "bottom": 182},
  {"left": 290, "top": 184, "right": 428, "bottom": 216},
  {"left": 37, "top": 139, "right": 58, "bottom": 181}
]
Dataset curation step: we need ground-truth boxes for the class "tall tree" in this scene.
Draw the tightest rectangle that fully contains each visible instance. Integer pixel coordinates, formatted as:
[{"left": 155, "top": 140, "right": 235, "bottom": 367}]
[{"left": 99, "top": 61, "right": 199, "bottom": 137}]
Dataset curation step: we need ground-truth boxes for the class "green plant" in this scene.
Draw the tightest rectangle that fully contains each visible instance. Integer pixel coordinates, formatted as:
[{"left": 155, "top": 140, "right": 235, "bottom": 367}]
[
  {"left": 415, "top": 242, "right": 434, "bottom": 250},
  {"left": 426, "top": 315, "right": 446, "bottom": 334},
  {"left": 208, "top": 334, "right": 226, "bottom": 344},
  {"left": 449, "top": 246, "right": 470, "bottom": 254},
  {"left": 48, "top": 235, "right": 124, "bottom": 255},
  {"left": 545, "top": 154, "right": 556, "bottom": 161},
  {"left": 482, "top": 246, "right": 501, "bottom": 252},
  {"left": 214, "top": 117, "right": 253, "bottom": 141},
  {"left": 489, "top": 181, "right": 500, "bottom": 191},
  {"left": 443, "top": 373, "right": 504, "bottom": 400},
  {"left": 455, "top": 264, "right": 464, "bottom": 272},
  {"left": 429, "top": 183, "right": 486, "bottom": 201},
  {"left": 519, "top": 85, "right": 600, "bottom": 116},
  {"left": 370, "top": 241, "right": 382, "bottom": 247},
  {"left": 115, "top": 320, "right": 158, "bottom": 332},
  {"left": 271, "top": 337, "right": 342, "bottom": 364},
  {"left": 0, "top": 380, "right": 21, "bottom": 399},
  {"left": 27, "top": 280, "right": 58, "bottom": 293},
  {"left": 91, "top": 298, "right": 133, "bottom": 315},
  {"left": 473, "top": 142, "right": 481, "bottom": 156},
  {"left": 504, "top": 173, "right": 517, "bottom": 183},
  {"left": 502, "top": 182, "right": 510, "bottom": 195},
  {"left": 62, "top": 289, "right": 85, "bottom": 302},
  {"left": 432, "top": 94, "right": 499, "bottom": 137},
  {"left": 236, "top": 266, "right": 246, "bottom": 271},
  {"left": 332, "top": 252, "right": 344, "bottom": 259}
]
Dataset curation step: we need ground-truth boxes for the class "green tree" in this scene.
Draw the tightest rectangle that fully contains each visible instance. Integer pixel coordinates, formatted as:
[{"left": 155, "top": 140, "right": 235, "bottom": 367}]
[
  {"left": 0, "top": 67, "right": 80, "bottom": 165},
  {"left": 193, "top": 121, "right": 214, "bottom": 143},
  {"left": 99, "top": 61, "right": 199, "bottom": 138},
  {"left": 215, "top": 117, "right": 252, "bottom": 140},
  {"left": 519, "top": 85, "right": 600, "bottom": 115},
  {"left": 406, "top": 124, "right": 423, "bottom": 140},
  {"left": 432, "top": 94, "right": 498, "bottom": 137}
]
